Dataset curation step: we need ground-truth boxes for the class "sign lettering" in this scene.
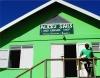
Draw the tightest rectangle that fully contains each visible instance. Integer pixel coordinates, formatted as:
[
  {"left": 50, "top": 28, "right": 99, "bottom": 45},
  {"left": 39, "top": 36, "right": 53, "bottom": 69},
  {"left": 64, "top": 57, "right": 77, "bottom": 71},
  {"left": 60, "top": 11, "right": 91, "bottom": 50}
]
[{"left": 40, "top": 23, "right": 73, "bottom": 35}]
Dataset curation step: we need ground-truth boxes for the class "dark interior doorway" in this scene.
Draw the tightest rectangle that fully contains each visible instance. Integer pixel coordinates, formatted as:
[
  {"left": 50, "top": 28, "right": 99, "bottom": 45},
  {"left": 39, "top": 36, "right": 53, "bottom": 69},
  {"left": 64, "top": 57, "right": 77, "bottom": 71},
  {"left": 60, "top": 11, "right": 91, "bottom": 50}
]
[
  {"left": 64, "top": 44, "right": 77, "bottom": 77},
  {"left": 9, "top": 50, "right": 21, "bottom": 68}
]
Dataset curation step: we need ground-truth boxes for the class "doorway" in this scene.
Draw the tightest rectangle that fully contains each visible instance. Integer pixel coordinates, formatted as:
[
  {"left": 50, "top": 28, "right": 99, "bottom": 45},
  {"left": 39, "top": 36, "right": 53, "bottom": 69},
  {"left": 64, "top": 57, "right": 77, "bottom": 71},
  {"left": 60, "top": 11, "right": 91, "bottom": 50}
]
[
  {"left": 51, "top": 44, "right": 77, "bottom": 78},
  {"left": 64, "top": 44, "right": 77, "bottom": 77}
]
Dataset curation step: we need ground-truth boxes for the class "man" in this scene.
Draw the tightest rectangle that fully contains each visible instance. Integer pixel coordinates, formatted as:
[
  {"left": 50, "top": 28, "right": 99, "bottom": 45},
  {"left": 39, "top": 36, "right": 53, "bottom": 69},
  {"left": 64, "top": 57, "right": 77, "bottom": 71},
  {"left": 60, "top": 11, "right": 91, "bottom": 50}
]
[{"left": 80, "top": 43, "right": 95, "bottom": 77}]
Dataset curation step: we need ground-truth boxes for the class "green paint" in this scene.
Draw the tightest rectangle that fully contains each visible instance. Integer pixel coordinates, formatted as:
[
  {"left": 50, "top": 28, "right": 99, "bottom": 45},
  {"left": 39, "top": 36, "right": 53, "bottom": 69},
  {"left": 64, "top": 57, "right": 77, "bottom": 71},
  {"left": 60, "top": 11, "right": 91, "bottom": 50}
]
[{"left": 0, "top": 11, "right": 100, "bottom": 78}]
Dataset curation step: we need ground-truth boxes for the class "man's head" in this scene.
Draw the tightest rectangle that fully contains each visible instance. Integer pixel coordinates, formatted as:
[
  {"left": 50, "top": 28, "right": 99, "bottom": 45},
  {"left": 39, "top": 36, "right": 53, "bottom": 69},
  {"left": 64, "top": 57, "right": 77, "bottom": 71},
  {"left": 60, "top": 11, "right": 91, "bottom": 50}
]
[{"left": 85, "top": 43, "right": 89, "bottom": 49}]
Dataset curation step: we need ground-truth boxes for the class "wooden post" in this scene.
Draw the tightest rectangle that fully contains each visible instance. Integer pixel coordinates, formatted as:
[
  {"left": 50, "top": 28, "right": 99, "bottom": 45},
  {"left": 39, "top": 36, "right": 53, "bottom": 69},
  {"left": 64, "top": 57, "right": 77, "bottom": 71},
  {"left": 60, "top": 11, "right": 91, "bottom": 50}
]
[
  {"left": 93, "top": 58, "right": 96, "bottom": 78},
  {"left": 61, "top": 56, "right": 65, "bottom": 78},
  {"left": 30, "top": 70, "right": 32, "bottom": 78},
  {"left": 44, "top": 60, "right": 47, "bottom": 78},
  {"left": 78, "top": 58, "right": 80, "bottom": 78}
]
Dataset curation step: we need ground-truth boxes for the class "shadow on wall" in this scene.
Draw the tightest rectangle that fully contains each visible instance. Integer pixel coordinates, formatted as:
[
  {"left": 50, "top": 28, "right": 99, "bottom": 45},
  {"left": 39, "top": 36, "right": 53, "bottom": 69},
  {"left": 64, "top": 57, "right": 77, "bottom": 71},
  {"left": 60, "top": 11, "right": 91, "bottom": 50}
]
[
  {"left": 0, "top": 2, "right": 100, "bottom": 48},
  {"left": 0, "top": 2, "right": 61, "bottom": 48},
  {"left": 0, "top": 68, "right": 7, "bottom": 72}
]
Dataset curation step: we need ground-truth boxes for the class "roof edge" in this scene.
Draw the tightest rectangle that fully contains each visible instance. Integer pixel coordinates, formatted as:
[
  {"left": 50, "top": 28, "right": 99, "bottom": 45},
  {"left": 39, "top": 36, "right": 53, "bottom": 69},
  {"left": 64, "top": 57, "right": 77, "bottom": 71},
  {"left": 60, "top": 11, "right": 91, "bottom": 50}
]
[
  {"left": 0, "top": 0, "right": 100, "bottom": 32},
  {"left": 57, "top": 0, "right": 100, "bottom": 20},
  {"left": 0, "top": 0, "right": 56, "bottom": 32}
]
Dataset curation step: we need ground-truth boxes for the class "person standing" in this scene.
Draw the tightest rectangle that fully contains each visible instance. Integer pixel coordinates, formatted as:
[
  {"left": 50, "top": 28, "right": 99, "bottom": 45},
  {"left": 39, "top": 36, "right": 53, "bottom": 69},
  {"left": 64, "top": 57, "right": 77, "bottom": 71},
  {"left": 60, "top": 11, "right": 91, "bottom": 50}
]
[{"left": 80, "top": 43, "right": 95, "bottom": 77}]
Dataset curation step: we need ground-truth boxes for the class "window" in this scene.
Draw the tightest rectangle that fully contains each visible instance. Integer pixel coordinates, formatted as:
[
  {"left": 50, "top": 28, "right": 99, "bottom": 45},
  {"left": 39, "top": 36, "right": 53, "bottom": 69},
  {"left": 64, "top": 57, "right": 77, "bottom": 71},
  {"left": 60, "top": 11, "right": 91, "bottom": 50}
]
[
  {"left": 20, "top": 45, "right": 33, "bottom": 68},
  {"left": 0, "top": 50, "right": 9, "bottom": 68},
  {"left": 92, "top": 43, "right": 100, "bottom": 52},
  {"left": 9, "top": 49, "right": 21, "bottom": 68},
  {"left": 0, "top": 45, "right": 34, "bottom": 68},
  {"left": 9, "top": 45, "right": 34, "bottom": 68}
]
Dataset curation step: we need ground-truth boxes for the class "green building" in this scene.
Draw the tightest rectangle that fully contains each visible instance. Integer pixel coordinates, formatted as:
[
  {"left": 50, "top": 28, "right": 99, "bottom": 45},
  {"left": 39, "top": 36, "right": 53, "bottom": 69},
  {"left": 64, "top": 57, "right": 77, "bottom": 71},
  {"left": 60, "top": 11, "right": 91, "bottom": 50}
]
[{"left": 0, "top": 0, "right": 100, "bottom": 78}]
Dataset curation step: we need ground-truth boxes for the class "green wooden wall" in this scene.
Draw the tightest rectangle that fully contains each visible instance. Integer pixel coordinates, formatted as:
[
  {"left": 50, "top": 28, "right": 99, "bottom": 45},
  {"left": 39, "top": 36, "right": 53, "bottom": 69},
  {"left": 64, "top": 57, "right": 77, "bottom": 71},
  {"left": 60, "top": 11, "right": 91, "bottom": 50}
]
[{"left": 0, "top": 12, "right": 100, "bottom": 78}]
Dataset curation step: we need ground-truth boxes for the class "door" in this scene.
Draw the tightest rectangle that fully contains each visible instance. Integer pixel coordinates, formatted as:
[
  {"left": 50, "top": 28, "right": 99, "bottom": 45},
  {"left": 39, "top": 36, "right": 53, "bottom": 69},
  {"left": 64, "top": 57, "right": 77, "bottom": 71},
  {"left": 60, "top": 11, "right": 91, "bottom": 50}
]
[
  {"left": 64, "top": 44, "right": 77, "bottom": 77},
  {"left": 51, "top": 44, "right": 77, "bottom": 78},
  {"left": 51, "top": 45, "right": 64, "bottom": 78}
]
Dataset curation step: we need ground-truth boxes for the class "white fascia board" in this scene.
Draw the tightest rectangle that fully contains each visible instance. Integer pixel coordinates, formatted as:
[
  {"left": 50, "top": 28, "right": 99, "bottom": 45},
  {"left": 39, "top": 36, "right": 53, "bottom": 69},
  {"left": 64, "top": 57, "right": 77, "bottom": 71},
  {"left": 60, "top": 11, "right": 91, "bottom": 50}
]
[
  {"left": 57, "top": 0, "right": 100, "bottom": 21},
  {"left": 0, "top": 0, "right": 99, "bottom": 32},
  {"left": 0, "top": 0, "right": 55, "bottom": 32}
]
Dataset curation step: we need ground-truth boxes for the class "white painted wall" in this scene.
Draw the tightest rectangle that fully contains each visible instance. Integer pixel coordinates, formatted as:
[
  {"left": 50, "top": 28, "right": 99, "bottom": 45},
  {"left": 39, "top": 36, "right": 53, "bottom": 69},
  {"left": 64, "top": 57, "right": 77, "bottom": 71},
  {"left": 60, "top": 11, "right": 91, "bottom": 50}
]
[
  {"left": 0, "top": 50, "right": 9, "bottom": 68},
  {"left": 51, "top": 45, "right": 64, "bottom": 78}
]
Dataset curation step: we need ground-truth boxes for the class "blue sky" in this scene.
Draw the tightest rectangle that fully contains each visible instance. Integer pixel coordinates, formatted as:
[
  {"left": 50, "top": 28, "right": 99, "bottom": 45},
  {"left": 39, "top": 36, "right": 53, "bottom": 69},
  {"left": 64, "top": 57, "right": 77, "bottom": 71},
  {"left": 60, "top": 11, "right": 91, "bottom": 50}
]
[{"left": 0, "top": 0, "right": 100, "bottom": 28}]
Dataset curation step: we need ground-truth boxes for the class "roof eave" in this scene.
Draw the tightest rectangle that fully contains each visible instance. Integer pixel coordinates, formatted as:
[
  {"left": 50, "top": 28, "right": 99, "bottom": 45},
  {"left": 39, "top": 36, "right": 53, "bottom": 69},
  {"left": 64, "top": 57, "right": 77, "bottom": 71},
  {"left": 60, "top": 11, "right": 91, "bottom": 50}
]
[
  {"left": 57, "top": 0, "right": 100, "bottom": 20},
  {"left": 0, "top": 0, "right": 99, "bottom": 32},
  {"left": 0, "top": 0, "right": 56, "bottom": 32}
]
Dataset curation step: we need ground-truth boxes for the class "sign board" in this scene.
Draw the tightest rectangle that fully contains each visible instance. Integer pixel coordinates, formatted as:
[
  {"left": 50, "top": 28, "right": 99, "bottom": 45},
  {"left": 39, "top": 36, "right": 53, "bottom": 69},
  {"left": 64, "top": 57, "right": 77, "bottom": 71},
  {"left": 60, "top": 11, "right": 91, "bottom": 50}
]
[{"left": 40, "top": 23, "right": 73, "bottom": 35}]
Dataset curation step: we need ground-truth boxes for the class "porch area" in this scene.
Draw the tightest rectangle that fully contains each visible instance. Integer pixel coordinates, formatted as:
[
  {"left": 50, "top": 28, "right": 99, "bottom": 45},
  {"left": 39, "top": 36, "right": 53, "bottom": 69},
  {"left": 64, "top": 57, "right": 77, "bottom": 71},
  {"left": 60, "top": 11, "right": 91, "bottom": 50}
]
[{"left": 16, "top": 58, "right": 100, "bottom": 78}]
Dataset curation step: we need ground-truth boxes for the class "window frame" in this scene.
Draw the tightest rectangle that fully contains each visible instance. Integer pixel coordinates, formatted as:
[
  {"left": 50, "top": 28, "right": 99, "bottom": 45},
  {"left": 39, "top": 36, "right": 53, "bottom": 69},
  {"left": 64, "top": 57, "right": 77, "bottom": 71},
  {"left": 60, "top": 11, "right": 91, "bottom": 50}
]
[
  {"left": 0, "top": 45, "right": 33, "bottom": 69},
  {"left": 92, "top": 42, "right": 100, "bottom": 52}
]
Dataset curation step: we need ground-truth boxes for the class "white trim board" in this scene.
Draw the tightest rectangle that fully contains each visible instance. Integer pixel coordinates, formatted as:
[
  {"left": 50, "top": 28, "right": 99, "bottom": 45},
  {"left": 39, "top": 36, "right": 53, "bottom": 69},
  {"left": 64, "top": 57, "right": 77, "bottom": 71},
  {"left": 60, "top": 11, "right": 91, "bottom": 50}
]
[{"left": 0, "top": 0, "right": 100, "bottom": 32}]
